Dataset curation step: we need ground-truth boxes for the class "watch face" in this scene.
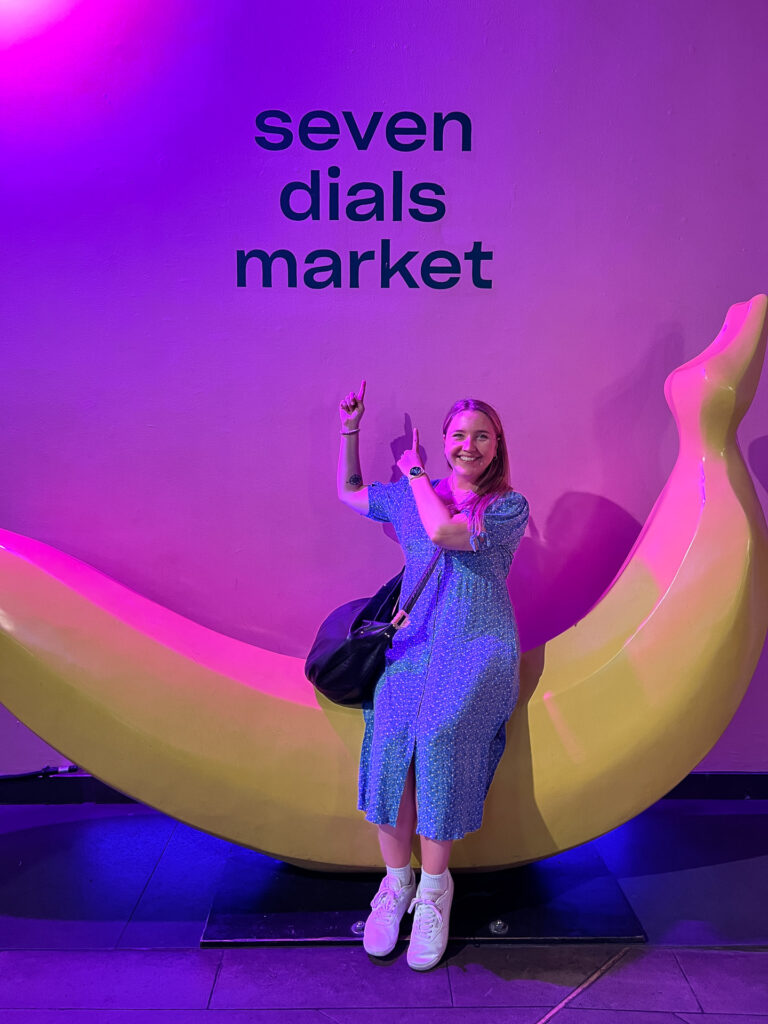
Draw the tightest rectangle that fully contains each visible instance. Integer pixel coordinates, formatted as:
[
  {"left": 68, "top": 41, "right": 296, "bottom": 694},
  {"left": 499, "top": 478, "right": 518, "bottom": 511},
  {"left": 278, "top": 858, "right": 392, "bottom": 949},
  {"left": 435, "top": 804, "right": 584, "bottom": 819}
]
[{"left": 410, "top": 467, "right": 424, "bottom": 477}]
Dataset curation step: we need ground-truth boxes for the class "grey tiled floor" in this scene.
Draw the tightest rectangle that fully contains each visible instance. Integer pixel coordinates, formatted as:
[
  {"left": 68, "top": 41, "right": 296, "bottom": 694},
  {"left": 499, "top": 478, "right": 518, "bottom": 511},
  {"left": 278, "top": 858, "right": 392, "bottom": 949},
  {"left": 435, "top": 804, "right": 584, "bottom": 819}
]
[{"left": 0, "top": 799, "right": 766, "bottom": 1021}]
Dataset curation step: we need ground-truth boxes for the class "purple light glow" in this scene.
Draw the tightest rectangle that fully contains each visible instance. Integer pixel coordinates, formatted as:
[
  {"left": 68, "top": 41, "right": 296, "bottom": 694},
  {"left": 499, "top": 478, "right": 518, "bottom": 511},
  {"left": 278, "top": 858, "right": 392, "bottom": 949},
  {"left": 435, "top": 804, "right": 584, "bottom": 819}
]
[{"left": 0, "top": 0, "right": 181, "bottom": 152}]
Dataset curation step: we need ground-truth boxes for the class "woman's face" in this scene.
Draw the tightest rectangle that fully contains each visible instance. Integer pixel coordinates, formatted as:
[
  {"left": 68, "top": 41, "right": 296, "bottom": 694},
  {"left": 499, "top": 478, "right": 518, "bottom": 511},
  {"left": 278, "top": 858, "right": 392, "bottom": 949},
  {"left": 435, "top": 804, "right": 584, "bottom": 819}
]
[{"left": 443, "top": 409, "right": 498, "bottom": 484}]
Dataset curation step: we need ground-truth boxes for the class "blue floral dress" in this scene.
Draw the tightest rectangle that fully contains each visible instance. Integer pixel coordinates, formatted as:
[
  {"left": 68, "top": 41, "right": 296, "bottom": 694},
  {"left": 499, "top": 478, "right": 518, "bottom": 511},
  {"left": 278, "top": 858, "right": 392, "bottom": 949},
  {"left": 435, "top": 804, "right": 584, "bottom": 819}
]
[{"left": 359, "top": 476, "right": 529, "bottom": 841}]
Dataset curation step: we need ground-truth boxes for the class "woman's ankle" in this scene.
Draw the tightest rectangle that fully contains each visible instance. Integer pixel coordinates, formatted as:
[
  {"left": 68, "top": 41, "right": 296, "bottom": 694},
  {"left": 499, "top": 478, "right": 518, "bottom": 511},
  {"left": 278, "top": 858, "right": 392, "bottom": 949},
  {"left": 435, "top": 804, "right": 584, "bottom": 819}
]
[
  {"left": 386, "top": 863, "right": 414, "bottom": 887},
  {"left": 418, "top": 867, "right": 450, "bottom": 892}
]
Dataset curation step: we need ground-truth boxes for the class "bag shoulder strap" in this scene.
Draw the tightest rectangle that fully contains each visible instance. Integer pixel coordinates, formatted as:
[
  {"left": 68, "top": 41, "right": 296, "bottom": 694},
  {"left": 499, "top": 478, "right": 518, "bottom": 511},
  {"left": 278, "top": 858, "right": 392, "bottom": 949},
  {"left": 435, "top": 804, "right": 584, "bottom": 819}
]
[{"left": 398, "top": 547, "right": 442, "bottom": 616}]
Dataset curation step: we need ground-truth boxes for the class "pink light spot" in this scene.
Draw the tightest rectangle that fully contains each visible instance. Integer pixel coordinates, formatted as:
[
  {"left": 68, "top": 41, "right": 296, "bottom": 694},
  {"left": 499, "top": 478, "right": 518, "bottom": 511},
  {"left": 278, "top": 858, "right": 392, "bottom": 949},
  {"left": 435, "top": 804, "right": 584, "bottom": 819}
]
[{"left": 0, "top": 0, "right": 78, "bottom": 47}]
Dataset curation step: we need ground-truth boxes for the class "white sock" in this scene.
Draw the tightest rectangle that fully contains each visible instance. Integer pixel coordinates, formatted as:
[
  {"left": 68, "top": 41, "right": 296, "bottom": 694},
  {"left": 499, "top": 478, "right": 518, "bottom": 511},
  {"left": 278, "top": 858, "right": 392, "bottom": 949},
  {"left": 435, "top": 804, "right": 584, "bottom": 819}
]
[
  {"left": 386, "top": 863, "right": 414, "bottom": 888},
  {"left": 419, "top": 867, "right": 450, "bottom": 893}
]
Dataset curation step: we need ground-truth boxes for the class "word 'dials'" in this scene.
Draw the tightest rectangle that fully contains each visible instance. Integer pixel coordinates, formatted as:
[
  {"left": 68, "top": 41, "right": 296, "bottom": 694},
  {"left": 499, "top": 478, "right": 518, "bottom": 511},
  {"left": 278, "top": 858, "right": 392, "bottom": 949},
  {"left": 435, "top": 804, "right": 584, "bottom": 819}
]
[{"left": 255, "top": 110, "right": 472, "bottom": 152}]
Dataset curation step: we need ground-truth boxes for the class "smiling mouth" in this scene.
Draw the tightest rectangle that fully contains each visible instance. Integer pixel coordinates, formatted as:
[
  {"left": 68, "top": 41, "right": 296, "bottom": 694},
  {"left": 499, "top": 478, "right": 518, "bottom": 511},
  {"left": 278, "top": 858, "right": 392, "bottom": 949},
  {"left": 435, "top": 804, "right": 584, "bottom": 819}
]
[{"left": 457, "top": 455, "right": 480, "bottom": 462}]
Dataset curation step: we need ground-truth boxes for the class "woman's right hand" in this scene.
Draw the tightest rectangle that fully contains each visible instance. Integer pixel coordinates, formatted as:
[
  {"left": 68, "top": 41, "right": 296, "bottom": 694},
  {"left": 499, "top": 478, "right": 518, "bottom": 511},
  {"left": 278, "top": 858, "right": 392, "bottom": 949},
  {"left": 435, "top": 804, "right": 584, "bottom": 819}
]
[{"left": 339, "top": 379, "right": 366, "bottom": 431}]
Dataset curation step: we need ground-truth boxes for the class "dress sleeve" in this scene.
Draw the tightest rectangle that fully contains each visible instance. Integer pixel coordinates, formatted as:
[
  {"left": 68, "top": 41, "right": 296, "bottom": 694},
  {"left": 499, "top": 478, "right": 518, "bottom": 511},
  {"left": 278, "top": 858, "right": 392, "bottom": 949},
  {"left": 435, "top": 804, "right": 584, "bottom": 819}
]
[
  {"left": 363, "top": 477, "right": 407, "bottom": 524},
  {"left": 461, "top": 490, "right": 529, "bottom": 552}
]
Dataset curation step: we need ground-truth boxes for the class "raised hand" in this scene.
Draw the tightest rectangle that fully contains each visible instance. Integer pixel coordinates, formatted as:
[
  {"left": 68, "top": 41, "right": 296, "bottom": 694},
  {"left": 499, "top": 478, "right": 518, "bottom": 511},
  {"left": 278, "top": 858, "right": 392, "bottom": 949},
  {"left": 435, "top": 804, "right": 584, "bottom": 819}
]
[
  {"left": 339, "top": 379, "right": 366, "bottom": 431},
  {"left": 396, "top": 427, "right": 425, "bottom": 477}
]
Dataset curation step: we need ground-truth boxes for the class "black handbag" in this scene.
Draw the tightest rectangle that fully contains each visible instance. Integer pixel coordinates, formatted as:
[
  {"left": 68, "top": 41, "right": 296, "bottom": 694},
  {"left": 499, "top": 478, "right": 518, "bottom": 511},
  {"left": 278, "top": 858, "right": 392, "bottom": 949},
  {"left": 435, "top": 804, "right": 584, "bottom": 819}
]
[{"left": 304, "top": 548, "right": 442, "bottom": 707}]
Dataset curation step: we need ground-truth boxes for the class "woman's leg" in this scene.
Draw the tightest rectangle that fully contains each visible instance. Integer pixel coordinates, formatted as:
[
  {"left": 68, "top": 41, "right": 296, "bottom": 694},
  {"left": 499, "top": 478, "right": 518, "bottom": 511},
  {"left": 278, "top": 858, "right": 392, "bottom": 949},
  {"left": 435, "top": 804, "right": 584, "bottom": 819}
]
[
  {"left": 364, "top": 763, "right": 418, "bottom": 957},
  {"left": 376, "top": 761, "right": 417, "bottom": 867},
  {"left": 419, "top": 836, "right": 452, "bottom": 875},
  {"left": 407, "top": 834, "right": 454, "bottom": 971}
]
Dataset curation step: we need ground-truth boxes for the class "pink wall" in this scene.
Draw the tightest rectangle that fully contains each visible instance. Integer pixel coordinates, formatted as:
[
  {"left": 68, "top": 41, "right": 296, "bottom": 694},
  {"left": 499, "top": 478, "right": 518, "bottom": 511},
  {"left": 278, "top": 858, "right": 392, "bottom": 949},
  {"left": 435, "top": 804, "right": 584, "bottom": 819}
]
[{"left": 1, "top": 0, "right": 767, "bottom": 771}]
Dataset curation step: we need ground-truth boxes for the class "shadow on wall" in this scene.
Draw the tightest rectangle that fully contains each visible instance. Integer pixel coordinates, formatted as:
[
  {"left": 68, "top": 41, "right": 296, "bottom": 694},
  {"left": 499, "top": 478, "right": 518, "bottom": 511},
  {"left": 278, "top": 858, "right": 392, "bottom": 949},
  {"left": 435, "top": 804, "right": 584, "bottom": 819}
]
[
  {"left": 512, "top": 494, "right": 642, "bottom": 652},
  {"left": 510, "top": 321, "right": 689, "bottom": 651},
  {"left": 594, "top": 321, "right": 686, "bottom": 508},
  {"left": 748, "top": 435, "right": 768, "bottom": 497}
]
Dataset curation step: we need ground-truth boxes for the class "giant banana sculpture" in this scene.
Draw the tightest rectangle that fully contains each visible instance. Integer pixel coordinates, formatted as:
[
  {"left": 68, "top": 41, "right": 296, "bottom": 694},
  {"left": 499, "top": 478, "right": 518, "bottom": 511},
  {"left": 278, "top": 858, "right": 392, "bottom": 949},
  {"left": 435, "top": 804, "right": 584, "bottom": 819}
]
[{"left": 0, "top": 295, "right": 766, "bottom": 870}]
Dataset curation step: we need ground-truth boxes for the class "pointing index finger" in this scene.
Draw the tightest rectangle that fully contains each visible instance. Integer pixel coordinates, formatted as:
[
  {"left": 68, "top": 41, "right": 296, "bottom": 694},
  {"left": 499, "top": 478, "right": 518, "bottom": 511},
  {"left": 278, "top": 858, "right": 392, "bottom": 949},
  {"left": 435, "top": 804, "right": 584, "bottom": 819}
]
[{"left": 357, "top": 379, "right": 366, "bottom": 402}]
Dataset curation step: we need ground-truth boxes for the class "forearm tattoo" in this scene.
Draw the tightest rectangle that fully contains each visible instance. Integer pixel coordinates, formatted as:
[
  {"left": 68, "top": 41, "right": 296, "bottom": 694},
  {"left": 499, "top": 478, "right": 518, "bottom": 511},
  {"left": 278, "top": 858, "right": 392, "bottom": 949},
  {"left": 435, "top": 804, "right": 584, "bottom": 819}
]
[{"left": 347, "top": 474, "right": 363, "bottom": 487}]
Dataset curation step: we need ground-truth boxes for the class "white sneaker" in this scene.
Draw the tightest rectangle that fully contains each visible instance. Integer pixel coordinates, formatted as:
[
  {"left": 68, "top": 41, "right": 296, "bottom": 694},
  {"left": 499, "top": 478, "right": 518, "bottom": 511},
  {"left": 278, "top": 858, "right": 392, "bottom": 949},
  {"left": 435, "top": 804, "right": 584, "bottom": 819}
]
[
  {"left": 363, "top": 872, "right": 417, "bottom": 957},
  {"left": 406, "top": 871, "right": 454, "bottom": 971}
]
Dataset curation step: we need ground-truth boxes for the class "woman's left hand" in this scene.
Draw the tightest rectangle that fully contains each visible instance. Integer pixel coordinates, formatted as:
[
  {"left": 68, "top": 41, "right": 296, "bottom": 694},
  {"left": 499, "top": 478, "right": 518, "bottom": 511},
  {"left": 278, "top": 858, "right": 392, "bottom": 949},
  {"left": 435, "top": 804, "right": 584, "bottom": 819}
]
[{"left": 397, "top": 428, "right": 425, "bottom": 477}]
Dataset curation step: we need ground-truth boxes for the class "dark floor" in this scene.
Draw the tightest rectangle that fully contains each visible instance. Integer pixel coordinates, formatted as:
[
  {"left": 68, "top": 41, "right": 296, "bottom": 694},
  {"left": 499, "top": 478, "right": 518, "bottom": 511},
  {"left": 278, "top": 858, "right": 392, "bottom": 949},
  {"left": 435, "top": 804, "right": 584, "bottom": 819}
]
[{"left": 0, "top": 798, "right": 767, "bottom": 1022}]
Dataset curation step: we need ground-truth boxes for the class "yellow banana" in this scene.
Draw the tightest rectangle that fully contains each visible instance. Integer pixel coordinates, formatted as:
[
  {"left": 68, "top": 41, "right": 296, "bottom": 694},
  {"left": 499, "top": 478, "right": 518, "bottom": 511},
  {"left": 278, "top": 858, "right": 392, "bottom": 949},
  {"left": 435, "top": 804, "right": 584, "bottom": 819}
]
[{"left": 0, "top": 295, "right": 766, "bottom": 870}]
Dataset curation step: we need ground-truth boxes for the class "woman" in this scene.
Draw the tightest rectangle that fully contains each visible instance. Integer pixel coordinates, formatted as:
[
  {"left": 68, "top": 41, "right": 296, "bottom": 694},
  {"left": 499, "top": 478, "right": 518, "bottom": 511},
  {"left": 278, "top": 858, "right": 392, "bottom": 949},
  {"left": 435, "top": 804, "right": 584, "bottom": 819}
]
[{"left": 337, "top": 380, "right": 529, "bottom": 971}]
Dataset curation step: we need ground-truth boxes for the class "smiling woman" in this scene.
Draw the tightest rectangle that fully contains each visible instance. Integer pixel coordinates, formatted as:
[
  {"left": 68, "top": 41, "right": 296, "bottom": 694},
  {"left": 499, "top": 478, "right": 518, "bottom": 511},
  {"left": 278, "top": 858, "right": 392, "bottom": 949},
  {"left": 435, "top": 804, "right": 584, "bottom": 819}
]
[{"left": 337, "top": 384, "right": 529, "bottom": 970}]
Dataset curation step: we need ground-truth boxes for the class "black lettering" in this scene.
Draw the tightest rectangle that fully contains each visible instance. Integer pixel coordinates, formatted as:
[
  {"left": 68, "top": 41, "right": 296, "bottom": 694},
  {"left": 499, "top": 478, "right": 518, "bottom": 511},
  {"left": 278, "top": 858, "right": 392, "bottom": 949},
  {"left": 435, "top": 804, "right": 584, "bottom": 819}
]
[
  {"left": 463, "top": 241, "right": 493, "bottom": 288},
  {"left": 392, "top": 171, "right": 403, "bottom": 221},
  {"left": 434, "top": 111, "right": 472, "bottom": 152},
  {"left": 237, "top": 249, "right": 297, "bottom": 287},
  {"left": 421, "top": 250, "right": 461, "bottom": 289},
  {"left": 349, "top": 250, "right": 376, "bottom": 288},
  {"left": 341, "top": 110, "right": 383, "bottom": 150},
  {"left": 385, "top": 111, "right": 427, "bottom": 151},
  {"left": 328, "top": 166, "right": 341, "bottom": 220},
  {"left": 381, "top": 239, "right": 419, "bottom": 288},
  {"left": 254, "top": 110, "right": 292, "bottom": 150},
  {"left": 305, "top": 250, "right": 342, "bottom": 288},
  {"left": 346, "top": 183, "right": 385, "bottom": 221},
  {"left": 280, "top": 171, "right": 320, "bottom": 221},
  {"left": 298, "top": 110, "right": 340, "bottom": 150},
  {"left": 409, "top": 183, "right": 446, "bottom": 222}
]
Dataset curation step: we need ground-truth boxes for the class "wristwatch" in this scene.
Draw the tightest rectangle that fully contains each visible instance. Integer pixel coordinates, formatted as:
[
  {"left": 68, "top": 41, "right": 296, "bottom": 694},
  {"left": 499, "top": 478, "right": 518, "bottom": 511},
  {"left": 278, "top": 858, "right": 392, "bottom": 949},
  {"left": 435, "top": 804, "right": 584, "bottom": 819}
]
[{"left": 409, "top": 466, "right": 427, "bottom": 481}]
